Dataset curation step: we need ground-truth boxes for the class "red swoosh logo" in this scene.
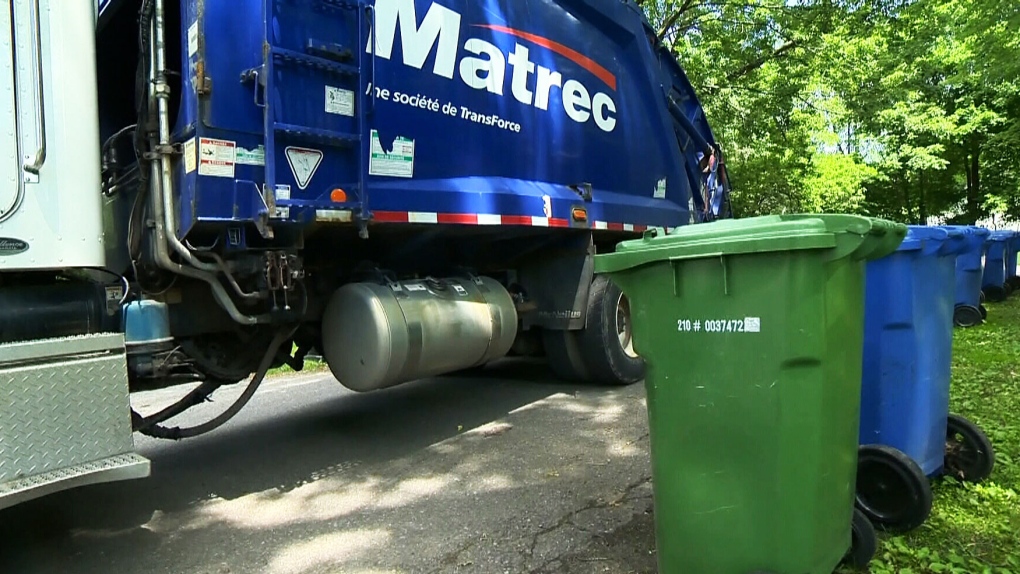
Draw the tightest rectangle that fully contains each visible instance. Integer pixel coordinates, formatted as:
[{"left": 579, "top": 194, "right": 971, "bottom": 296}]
[{"left": 473, "top": 24, "right": 617, "bottom": 91}]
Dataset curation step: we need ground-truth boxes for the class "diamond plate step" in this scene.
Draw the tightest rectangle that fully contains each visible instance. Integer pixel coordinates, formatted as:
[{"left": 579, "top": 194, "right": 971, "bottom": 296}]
[
  {"left": 0, "top": 333, "right": 149, "bottom": 510},
  {"left": 0, "top": 453, "right": 150, "bottom": 511}
]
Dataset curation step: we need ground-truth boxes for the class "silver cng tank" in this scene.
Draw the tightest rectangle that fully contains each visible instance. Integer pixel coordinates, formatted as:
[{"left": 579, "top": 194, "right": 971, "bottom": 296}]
[{"left": 320, "top": 276, "right": 518, "bottom": 392}]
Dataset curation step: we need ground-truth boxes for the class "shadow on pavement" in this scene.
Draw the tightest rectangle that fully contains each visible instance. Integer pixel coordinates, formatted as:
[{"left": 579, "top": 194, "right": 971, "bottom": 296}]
[{"left": 0, "top": 359, "right": 654, "bottom": 574}]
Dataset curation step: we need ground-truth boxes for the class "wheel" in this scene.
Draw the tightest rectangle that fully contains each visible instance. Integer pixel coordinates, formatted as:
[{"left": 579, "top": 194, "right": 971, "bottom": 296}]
[
  {"left": 984, "top": 285, "right": 1007, "bottom": 302},
  {"left": 575, "top": 275, "right": 646, "bottom": 385},
  {"left": 953, "top": 305, "right": 983, "bottom": 327},
  {"left": 944, "top": 413, "right": 995, "bottom": 482},
  {"left": 980, "top": 290, "right": 986, "bottom": 303},
  {"left": 855, "top": 444, "right": 933, "bottom": 532},
  {"left": 1007, "top": 276, "right": 1020, "bottom": 291},
  {"left": 843, "top": 507, "right": 877, "bottom": 569},
  {"left": 542, "top": 329, "right": 591, "bottom": 382},
  {"left": 1004, "top": 283, "right": 1014, "bottom": 299},
  {"left": 979, "top": 304, "right": 988, "bottom": 320}
]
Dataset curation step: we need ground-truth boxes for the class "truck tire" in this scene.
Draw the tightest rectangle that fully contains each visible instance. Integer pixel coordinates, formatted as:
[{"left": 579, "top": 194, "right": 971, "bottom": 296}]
[{"left": 576, "top": 275, "right": 646, "bottom": 385}]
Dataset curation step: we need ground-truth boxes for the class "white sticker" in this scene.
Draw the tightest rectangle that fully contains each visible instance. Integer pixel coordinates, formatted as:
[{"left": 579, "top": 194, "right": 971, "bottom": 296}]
[
  {"left": 236, "top": 145, "right": 265, "bottom": 166},
  {"left": 198, "top": 138, "right": 236, "bottom": 178},
  {"left": 272, "top": 206, "right": 290, "bottom": 219},
  {"left": 188, "top": 22, "right": 199, "bottom": 57},
  {"left": 105, "top": 286, "right": 123, "bottom": 301},
  {"left": 274, "top": 184, "right": 291, "bottom": 201},
  {"left": 677, "top": 318, "right": 761, "bottom": 334},
  {"left": 183, "top": 138, "right": 197, "bottom": 174},
  {"left": 325, "top": 86, "right": 355, "bottom": 116},
  {"left": 654, "top": 178, "right": 667, "bottom": 199},
  {"left": 452, "top": 284, "right": 468, "bottom": 296},
  {"left": 542, "top": 195, "right": 552, "bottom": 218},
  {"left": 369, "top": 130, "right": 414, "bottom": 178},
  {"left": 315, "top": 209, "right": 353, "bottom": 222},
  {"left": 405, "top": 283, "right": 427, "bottom": 292},
  {"left": 284, "top": 147, "right": 324, "bottom": 189}
]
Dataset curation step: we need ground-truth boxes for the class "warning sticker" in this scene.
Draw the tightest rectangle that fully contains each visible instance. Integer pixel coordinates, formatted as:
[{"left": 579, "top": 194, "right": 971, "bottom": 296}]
[
  {"left": 188, "top": 22, "right": 199, "bottom": 57},
  {"left": 104, "top": 285, "right": 123, "bottom": 315},
  {"left": 236, "top": 145, "right": 265, "bottom": 166},
  {"left": 183, "top": 138, "right": 196, "bottom": 174},
  {"left": 654, "top": 178, "right": 667, "bottom": 199},
  {"left": 198, "top": 138, "right": 236, "bottom": 178},
  {"left": 369, "top": 130, "right": 414, "bottom": 178},
  {"left": 325, "top": 86, "right": 354, "bottom": 117},
  {"left": 274, "top": 184, "right": 292, "bottom": 201},
  {"left": 284, "top": 147, "right": 324, "bottom": 190}
]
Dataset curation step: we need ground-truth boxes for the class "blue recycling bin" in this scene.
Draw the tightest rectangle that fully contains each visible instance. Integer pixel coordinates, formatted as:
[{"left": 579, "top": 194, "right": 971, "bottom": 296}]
[
  {"left": 1008, "top": 234, "right": 1020, "bottom": 290},
  {"left": 944, "top": 225, "right": 990, "bottom": 326},
  {"left": 981, "top": 230, "right": 1014, "bottom": 302},
  {"left": 855, "top": 226, "right": 995, "bottom": 533}
]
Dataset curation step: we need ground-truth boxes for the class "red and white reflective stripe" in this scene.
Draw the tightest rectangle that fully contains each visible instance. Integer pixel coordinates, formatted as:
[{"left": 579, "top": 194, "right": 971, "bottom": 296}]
[{"left": 372, "top": 211, "right": 646, "bottom": 231}]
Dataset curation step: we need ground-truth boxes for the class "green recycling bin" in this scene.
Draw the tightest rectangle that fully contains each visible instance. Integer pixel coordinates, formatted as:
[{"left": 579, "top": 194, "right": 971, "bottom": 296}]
[{"left": 595, "top": 214, "right": 907, "bottom": 574}]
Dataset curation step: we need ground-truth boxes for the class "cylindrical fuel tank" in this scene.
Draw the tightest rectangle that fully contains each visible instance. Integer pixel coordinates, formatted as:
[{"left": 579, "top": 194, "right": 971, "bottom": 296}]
[
  {"left": 321, "top": 276, "right": 518, "bottom": 392},
  {"left": 0, "top": 282, "right": 119, "bottom": 344}
]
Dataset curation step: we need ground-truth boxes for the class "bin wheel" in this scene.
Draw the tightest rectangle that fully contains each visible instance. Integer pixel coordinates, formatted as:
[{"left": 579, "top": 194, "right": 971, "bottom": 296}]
[
  {"left": 574, "top": 275, "right": 646, "bottom": 385},
  {"left": 843, "top": 507, "right": 877, "bottom": 569},
  {"left": 542, "top": 329, "right": 591, "bottom": 382},
  {"left": 1007, "top": 276, "right": 1020, "bottom": 291},
  {"left": 979, "top": 304, "right": 988, "bottom": 320},
  {"left": 953, "top": 305, "right": 983, "bottom": 327},
  {"left": 855, "top": 444, "right": 933, "bottom": 532},
  {"left": 980, "top": 290, "right": 986, "bottom": 303},
  {"left": 1005, "top": 283, "right": 1014, "bottom": 299},
  {"left": 984, "top": 285, "right": 1007, "bottom": 302},
  {"left": 944, "top": 413, "right": 995, "bottom": 483}
]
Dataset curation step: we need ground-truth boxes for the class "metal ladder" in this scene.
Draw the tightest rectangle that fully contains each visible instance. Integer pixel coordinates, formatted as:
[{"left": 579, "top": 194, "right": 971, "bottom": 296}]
[{"left": 260, "top": 0, "right": 374, "bottom": 227}]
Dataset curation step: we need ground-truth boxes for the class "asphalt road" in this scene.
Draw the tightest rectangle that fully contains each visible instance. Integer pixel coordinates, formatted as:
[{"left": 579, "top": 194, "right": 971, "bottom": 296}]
[{"left": 0, "top": 359, "right": 658, "bottom": 574}]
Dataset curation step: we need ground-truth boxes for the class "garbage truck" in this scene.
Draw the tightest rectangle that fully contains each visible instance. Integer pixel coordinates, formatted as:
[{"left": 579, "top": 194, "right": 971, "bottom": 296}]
[{"left": 0, "top": 0, "right": 730, "bottom": 509}]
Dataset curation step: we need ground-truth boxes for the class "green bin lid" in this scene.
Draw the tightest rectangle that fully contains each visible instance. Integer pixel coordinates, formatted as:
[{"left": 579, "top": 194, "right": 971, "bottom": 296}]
[{"left": 595, "top": 214, "right": 907, "bottom": 274}]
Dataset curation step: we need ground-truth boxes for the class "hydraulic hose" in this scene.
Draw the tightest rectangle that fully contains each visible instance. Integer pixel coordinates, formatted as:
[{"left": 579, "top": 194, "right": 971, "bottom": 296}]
[{"left": 135, "top": 325, "right": 297, "bottom": 440}]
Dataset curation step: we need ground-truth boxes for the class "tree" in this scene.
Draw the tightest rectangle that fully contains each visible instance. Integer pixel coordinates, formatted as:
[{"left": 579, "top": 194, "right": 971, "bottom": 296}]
[{"left": 639, "top": 0, "right": 1020, "bottom": 222}]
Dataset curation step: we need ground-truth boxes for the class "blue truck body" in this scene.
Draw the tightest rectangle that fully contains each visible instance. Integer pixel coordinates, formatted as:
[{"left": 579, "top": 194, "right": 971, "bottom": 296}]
[{"left": 98, "top": 0, "right": 728, "bottom": 249}]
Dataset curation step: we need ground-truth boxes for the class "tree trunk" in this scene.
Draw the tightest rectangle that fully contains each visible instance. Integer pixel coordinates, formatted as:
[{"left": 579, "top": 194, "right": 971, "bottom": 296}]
[
  {"left": 918, "top": 171, "right": 928, "bottom": 224},
  {"left": 902, "top": 171, "right": 911, "bottom": 221},
  {"left": 967, "top": 137, "right": 981, "bottom": 222}
]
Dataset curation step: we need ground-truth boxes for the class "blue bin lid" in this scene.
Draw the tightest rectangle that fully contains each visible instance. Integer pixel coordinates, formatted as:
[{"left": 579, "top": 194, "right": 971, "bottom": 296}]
[
  {"left": 990, "top": 229, "right": 1016, "bottom": 241},
  {"left": 936, "top": 225, "right": 969, "bottom": 256},
  {"left": 938, "top": 225, "right": 990, "bottom": 249},
  {"left": 898, "top": 225, "right": 948, "bottom": 253}
]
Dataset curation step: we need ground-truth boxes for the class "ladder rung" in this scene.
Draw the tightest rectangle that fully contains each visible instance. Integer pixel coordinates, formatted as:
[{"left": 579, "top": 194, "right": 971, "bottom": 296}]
[
  {"left": 274, "top": 123, "right": 360, "bottom": 145},
  {"left": 272, "top": 47, "right": 359, "bottom": 76},
  {"left": 313, "top": 0, "right": 361, "bottom": 11}
]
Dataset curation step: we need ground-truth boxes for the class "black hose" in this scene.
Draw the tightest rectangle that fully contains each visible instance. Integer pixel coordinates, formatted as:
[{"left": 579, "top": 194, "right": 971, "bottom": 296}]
[
  {"left": 135, "top": 325, "right": 297, "bottom": 440},
  {"left": 134, "top": 0, "right": 155, "bottom": 158},
  {"left": 133, "top": 378, "right": 224, "bottom": 431}
]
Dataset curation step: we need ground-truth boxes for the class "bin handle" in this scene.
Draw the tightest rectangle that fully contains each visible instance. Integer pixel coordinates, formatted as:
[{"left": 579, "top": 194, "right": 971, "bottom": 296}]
[{"left": 669, "top": 254, "right": 729, "bottom": 296}]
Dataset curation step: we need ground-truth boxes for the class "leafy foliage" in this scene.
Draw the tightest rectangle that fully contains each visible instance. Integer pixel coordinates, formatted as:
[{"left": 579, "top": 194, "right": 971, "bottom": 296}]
[{"left": 638, "top": 0, "right": 1020, "bottom": 222}]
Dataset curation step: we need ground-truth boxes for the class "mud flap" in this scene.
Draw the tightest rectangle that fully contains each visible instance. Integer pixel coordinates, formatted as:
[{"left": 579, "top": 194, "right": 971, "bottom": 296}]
[{"left": 517, "top": 233, "right": 595, "bottom": 331}]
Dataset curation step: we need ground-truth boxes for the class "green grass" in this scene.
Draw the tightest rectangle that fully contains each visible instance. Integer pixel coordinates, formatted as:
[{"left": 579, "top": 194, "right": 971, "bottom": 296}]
[
  {"left": 850, "top": 297, "right": 1020, "bottom": 574},
  {"left": 266, "top": 344, "right": 329, "bottom": 377}
]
